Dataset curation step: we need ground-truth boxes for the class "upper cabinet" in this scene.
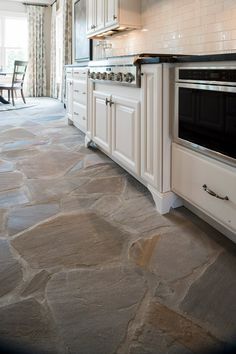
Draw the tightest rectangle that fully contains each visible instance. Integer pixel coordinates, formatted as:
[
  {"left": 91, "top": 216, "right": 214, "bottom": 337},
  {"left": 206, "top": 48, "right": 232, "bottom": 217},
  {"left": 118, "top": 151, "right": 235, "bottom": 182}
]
[
  {"left": 87, "top": 0, "right": 141, "bottom": 38},
  {"left": 87, "top": 0, "right": 105, "bottom": 35}
]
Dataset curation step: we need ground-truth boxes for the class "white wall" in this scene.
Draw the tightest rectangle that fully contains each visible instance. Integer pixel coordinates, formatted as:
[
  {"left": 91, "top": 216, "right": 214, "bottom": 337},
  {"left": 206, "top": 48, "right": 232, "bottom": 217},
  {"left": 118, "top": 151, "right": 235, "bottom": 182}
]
[{"left": 106, "top": 0, "right": 236, "bottom": 56}]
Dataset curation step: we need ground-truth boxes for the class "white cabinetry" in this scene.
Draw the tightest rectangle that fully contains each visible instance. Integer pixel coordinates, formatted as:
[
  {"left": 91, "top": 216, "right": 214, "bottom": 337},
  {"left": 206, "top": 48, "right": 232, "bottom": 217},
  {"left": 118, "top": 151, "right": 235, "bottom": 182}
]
[
  {"left": 87, "top": 0, "right": 141, "bottom": 38},
  {"left": 87, "top": 0, "right": 105, "bottom": 36},
  {"left": 65, "top": 69, "right": 73, "bottom": 121},
  {"left": 93, "top": 91, "right": 111, "bottom": 153},
  {"left": 92, "top": 89, "right": 140, "bottom": 174},
  {"left": 112, "top": 95, "right": 140, "bottom": 174},
  {"left": 172, "top": 143, "right": 236, "bottom": 238},
  {"left": 141, "top": 65, "right": 162, "bottom": 190},
  {"left": 65, "top": 67, "right": 88, "bottom": 134}
]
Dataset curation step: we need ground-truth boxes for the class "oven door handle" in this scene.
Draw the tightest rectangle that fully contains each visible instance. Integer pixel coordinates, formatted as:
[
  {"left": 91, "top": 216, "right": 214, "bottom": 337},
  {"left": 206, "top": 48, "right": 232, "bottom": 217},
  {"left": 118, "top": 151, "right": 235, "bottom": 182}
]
[
  {"left": 176, "top": 82, "right": 236, "bottom": 93},
  {"left": 202, "top": 184, "right": 229, "bottom": 201}
]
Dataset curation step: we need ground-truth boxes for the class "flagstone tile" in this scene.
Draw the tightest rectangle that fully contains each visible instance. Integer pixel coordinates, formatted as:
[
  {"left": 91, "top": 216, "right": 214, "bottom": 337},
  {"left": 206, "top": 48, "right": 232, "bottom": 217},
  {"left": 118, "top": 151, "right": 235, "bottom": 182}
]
[
  {"left": 11, "top": 212, "right": 129, "bottom": 270},
  {"left": 0, "top": 298, "right": 62, "bottom": 353},
  {"left": 0, "top": 159, "right": 14, "bottom": 172},
  {"left": 0, "top": 189, "right": 29, "bottom": 208},
  {"left": 0, "top": 240, "right": 23, "bottom": 297},
  {"left": 0, "top": 172, "right": 24, "bottom": 193},
  {"left": 17, "top": 150, "right": 83, "bottom": 178},
  {"left": 7, "top": 203, "right": 60, "bottom": 235},
  {"left": 46, "top": 266, "right": 147, "bottom": 354}
]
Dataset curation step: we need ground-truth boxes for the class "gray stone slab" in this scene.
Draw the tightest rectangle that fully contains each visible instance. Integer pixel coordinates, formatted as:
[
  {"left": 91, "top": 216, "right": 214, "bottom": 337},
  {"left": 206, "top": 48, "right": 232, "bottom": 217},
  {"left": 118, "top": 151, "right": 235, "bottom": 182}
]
[
  {"left": 0, "top": 240, "right": 22, "bottom": 297},
  {"left": 0, "top": 189, "right": 29, "bottom": 208},
  {"left": 0, "top": 172, "right": 24, "bottom": 193},
  {"left": 17, "top": 150, "right": 82, "bottom": 178},
  {"left": 12, "top": 212, "right": 129, "bottom": 269},
  {"left": 21, "top": 270, "right": 51, "bottom": 298},
  {"left": 181, "top": 251, "right": 236, "bottom": 342},
  {"left": 46, "top": 266, "right": 147, "bottom": 354},
  {"left": 0, "top": 159, "right": 14, "bottom": 172},
  {"left": 0, "top": 209, "right": 6, "bottom": 235},
  {"left": 0, "top": 298, "right": 62, "bottom": 353},
  {"left": 7, "top": 203, "right": 60, "bottom": 235}
]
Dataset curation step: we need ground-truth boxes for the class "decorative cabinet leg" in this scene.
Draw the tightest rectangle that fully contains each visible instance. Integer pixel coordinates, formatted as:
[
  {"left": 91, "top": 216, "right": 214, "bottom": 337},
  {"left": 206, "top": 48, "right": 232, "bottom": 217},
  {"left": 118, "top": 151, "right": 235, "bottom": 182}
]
[
  {"left": 147, "top": 185, "right": 183, "bottom": 215},
  {"left": 68, "top": 118, "right": 73, "bottom": 126},
  {"left": 85, "top": 135, "right": 92, "bottom": 148}
]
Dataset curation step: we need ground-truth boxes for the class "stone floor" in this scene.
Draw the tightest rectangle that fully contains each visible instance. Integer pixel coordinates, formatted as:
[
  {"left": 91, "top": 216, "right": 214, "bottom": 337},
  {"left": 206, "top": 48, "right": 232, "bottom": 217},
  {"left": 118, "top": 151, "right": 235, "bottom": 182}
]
[{"left": 0, "top": 98, "right": 236, "bottom": 354}]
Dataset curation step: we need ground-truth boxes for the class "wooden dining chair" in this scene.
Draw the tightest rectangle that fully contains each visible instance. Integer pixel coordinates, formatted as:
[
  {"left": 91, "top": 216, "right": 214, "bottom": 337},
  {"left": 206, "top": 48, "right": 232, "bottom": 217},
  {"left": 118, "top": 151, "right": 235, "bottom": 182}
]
[{"left": 0, "top": 60, "right": 28, "bottom": 106}]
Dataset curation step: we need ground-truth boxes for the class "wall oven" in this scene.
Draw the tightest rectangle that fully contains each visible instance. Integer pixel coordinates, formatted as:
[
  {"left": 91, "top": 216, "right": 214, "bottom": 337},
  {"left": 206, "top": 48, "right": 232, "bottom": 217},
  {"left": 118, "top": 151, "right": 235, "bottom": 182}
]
[{"left": 174, "top": 66, "right": 236, "bottom": 167}]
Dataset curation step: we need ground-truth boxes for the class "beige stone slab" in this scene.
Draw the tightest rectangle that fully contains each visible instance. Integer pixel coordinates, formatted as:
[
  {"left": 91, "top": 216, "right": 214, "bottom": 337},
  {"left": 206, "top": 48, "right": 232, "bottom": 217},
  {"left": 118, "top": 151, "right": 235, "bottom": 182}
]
[
  {"left": 26, "top": 176, "right": 89, "bottom": 203},
  {"left": 0, "top": 127, "right": 36, "bottom": 143},
  {"left": 21, "top": 270, "right": 51, "bottom": 298},
  {"left": 0, "top": 172, "right": 24, "bottom": 192},
  {"left": 125, "top": 302, "right": 223, "bottom": 354},
  {"left": 75, "top": 176, "right": 125, "bottom": 195},
  {"left": 12, "top": 212, "right": 129, "bottom": 269},
  {"left": 17, "top": 150, "right": 83, "bottom": 178}
]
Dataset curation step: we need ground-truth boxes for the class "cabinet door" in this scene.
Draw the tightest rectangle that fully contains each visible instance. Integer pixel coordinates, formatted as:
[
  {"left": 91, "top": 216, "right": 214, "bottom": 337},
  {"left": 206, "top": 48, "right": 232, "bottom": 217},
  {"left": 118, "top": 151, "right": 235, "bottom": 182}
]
[
  {"left": 112, "top": 95, "right": 140, "bottom": 174},
  {"left": 141, "top": 65, "right": 163, "bottom": 190},
  {"left": 86, "top": 0, "right": 95, "bottom": 34},
  {"left": 66, "top": 78, "right": 73, "bottom": 121},
  {"left": 95, "top": 0, "right": 105, "bottom": 32},
  {"left": 105, "top": 0, "right": 119, "bottom": 28},
  {"left": 93, "top": 91, "right": 111, "bottom": 153}
]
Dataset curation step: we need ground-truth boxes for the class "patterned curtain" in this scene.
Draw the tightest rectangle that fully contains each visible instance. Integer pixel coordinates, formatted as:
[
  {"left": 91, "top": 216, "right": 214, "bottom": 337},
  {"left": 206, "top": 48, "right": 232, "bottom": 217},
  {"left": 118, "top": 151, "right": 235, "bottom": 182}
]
[
  {"left": 61, "top": 0, "right": 72, "bottom": 101},
  {"left": 50, "top": 2, "right": 57, "bottom": 98},
  {"left": 26, "top": 5, "right": 46, "bottom": 97}
]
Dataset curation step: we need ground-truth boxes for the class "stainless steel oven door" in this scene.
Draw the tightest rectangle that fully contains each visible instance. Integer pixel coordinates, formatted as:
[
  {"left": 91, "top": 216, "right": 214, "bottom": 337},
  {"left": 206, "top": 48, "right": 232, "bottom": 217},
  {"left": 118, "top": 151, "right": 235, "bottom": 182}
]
[{"left": 174, "top": 82, "right": 236, "bottom": 167}]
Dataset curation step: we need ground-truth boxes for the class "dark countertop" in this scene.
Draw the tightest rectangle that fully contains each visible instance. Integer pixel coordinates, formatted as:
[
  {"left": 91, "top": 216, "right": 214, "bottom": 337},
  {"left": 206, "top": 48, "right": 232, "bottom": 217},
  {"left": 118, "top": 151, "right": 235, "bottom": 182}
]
[{"left": 136, "top": 52, "right": 236, "bottom": 64}]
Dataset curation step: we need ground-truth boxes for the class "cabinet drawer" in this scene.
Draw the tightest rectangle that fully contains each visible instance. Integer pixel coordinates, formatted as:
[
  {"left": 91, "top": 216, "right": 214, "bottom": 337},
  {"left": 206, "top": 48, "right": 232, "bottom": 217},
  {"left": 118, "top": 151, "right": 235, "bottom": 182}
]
[
  {"left": 66, "top": 69, "right": 73, "bottom": 79},
  {"left": 73, "top": 69, "right": 87, "bottom": 81},
  {"left": 73, "top": 81, "right": 87, "bottom": 105},
  {"left": 172, "top": 143, "right": 236, "bottom": 232},
  {"left": 73, "top": 102, "right": 87, "bottom": 131}
]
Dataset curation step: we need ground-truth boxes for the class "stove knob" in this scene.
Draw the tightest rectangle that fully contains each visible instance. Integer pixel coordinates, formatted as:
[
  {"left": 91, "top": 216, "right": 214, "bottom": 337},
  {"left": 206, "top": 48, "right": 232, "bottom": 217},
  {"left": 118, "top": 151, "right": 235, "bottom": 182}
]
[
  {"left": 116, "top": 72, "right": 123, "bottom": 82},
  {"left": 96, "top": 72, "right": 101, "bottom": 79},
  {"left": 90, "top": 72, "right": 96, "bottom": 79},
  {"left": 125, "top": 73, "right": 134, "bottom": 83},
  {"left": 101, "top": 72, "right": 107, "bottom": 80},
  {"left": 108, "top": 72, "right": 114, "bottom": 80}
]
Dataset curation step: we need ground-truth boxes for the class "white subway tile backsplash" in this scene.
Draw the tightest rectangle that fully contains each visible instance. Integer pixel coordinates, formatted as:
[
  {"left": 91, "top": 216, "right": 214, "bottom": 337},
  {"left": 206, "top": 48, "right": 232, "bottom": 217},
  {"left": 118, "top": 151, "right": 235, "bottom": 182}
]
[{"left": 105, "top": 0, "right": 236, "bottom": 56}]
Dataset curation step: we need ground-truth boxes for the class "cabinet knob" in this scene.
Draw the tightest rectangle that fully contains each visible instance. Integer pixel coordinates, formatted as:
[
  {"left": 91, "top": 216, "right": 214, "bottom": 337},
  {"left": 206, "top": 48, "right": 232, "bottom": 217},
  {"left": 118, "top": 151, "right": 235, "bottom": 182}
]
[{"left": 113, "top": 15, "right": 117, "bottom": 20}]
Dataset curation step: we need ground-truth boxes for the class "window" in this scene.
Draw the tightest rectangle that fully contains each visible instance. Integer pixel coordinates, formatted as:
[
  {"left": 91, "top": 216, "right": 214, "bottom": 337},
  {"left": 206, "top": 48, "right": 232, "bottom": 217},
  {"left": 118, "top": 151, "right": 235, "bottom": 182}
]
[{"left": 0, "top": 12, "right": 28, "bottom": 72}]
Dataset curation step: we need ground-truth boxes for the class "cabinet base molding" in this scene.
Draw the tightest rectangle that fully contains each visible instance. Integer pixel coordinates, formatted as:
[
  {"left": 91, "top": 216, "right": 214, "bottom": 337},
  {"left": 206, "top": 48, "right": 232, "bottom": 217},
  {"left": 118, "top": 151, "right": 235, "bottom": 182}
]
[
  {"left": 148, "top": 185, "right": 183, "bottom": 215},
  {"left": 68, "top": 118, "right": 73, "bottom": 126},
  {"left": 184, "top": 200, "right": 236, "bottom": 244},
  {"left": 85, "top": 135, "right": 92, "bottom": 148}
]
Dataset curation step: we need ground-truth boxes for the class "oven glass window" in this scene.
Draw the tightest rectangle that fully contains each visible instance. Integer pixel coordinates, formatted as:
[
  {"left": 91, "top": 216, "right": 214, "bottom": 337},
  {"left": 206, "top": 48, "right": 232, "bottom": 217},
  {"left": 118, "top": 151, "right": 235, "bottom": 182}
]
[{"left": 178, "top": 87, "right": 236, "bottom": 159}]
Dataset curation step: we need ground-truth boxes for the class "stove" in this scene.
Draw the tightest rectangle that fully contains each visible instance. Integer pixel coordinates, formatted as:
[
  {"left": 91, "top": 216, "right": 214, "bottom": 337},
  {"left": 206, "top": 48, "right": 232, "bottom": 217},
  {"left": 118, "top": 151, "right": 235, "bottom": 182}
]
[
  {"left": 88, "top": 55, "right": 141, "bottom": 87},
  {"left": 88, "top": 54, "right": 179, "bottom": 87}
]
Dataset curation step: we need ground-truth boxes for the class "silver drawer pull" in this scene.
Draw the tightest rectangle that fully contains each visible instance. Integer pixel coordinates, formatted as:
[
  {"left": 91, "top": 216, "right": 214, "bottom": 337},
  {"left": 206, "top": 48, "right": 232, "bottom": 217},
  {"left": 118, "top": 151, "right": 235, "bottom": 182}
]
[
  {"left": 74, "top": 90, "right": 79, "bottom": 93},
  {"left": 82, "top": 92, "right": 86, "bottom": 95},
  {"left": 202, "top": 184, "right": 229, "bottom": 201},
  {"left": 82, "top": 117, "right": 86, "bottom": 121},
  {"left": 74, "top": 112, "right": 79, "bottom": 116}
]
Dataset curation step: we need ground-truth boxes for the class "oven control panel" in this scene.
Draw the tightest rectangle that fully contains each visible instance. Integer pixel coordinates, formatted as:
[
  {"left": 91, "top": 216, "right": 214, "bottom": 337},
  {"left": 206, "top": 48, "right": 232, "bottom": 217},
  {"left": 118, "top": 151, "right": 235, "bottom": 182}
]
[
  {"left": 88, "top": 65, "right": 140, "bottom": 87},
  {"left": 176, "top": 67, "right": 236, "bottom": 86}
]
